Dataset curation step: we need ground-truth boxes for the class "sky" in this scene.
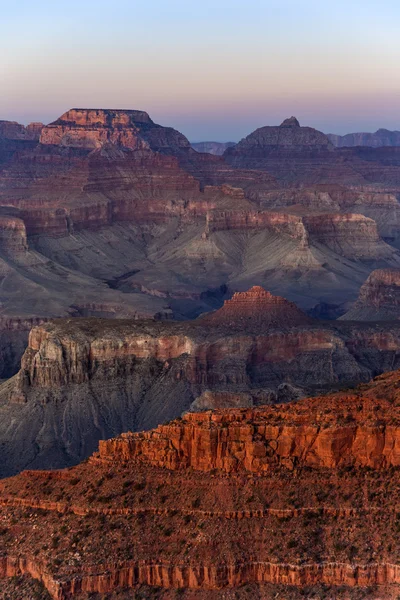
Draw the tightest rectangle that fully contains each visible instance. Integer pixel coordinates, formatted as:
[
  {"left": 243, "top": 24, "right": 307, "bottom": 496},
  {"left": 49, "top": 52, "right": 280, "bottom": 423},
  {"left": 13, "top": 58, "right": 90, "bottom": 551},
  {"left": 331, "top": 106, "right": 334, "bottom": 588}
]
[{"left": 1, "top": 0, "right": 399, "bottom": 141}]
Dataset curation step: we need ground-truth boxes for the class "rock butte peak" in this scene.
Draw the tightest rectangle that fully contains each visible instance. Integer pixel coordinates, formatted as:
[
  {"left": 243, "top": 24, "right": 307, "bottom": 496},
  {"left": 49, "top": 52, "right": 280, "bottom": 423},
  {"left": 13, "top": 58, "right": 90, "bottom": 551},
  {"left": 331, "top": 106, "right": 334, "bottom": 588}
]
[
  {"left": 39, "top": 107, "right": 191, "bottom": 150},
  {"left": 51, "top": 107, "right": 153, "bottom": 127},
  {"left": 280, "top": 116, "right": 300, "bottom": 127},
  {"left": 203, "top": 286, "right": 311, "bottom": 327},
  {"left": 54, "top": 108, "right": 153, "bottom": 127},
  {"left": 230, "top": 118, "right": 333, "bottom": 151},
  {"left": 230, "top": 285, "right": 281, "bottom": 301}
]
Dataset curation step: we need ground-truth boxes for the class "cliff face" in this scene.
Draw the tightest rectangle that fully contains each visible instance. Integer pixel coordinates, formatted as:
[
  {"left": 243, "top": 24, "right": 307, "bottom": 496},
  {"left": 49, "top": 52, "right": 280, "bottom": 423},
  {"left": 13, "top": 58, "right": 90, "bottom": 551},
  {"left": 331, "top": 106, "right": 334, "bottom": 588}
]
[
  {"left": 3, "top": 287, "right": 400, "bottom": 476},
  {"left": 302, "top": 212, "right": 396, "bottom": 259},
  {"left": 3, "top": 370, "right": 400, "bottom": 598},
  {"left": 99, "top": 399, "right": 400, "bottom": 472},
  {"left": 0, "top": 120, "right": 43, "bottom": 141},
  {"left": 341, "top": 268, "right": 400, "bottom": 320},
  {"left": 232, "top": 117, "right": 333, "bottom": 152},
  {"left": 3, "top": 108, "right": 400, "bottom": 379},
  {"left": 40, "top": 108, "right": 191, "bottom": 152}
]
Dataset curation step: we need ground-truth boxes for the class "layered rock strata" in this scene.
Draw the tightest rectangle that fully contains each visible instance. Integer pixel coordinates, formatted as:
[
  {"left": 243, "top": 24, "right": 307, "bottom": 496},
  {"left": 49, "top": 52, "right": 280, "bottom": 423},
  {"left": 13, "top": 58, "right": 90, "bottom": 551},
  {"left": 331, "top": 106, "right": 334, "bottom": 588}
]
[
  {"left": 3, "top": 108, "right": 400, "bottom": 377},
  {"left": 2, "top": 109, "right": 400, "bottom": 329},
  {"left": 341, "top": 268, "right": 400, "bottom": 320},
  {"left": 2, "top": 371, "right": 400, "bottom": 597},
  {"left": 3, "top": 287, "right": 400, "bottom": 475}
]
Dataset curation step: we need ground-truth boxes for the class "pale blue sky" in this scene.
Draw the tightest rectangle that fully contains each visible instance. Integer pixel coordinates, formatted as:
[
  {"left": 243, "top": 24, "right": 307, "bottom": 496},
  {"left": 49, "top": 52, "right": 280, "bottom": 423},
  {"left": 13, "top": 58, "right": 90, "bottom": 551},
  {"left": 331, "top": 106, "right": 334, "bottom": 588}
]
[{"left": 1, "top": 0, "right": 399, "bottom": 140}]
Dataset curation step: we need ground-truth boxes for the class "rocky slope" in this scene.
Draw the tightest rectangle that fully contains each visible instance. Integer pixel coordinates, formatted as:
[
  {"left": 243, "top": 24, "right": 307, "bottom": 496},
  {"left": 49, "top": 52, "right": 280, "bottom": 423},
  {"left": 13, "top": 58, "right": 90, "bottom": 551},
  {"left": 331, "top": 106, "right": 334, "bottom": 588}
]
[
  {"left": 328, "top": 128, "right": 400, "bottom": 148},
  {"left": 341, "top": 268, "right": 400, "bottom": 320},
  {"left": 3, "top": 287, "right": 400, "bottom": 476},
  {"left": 3, "top": 370, "right": 400, "bottom": 597}
]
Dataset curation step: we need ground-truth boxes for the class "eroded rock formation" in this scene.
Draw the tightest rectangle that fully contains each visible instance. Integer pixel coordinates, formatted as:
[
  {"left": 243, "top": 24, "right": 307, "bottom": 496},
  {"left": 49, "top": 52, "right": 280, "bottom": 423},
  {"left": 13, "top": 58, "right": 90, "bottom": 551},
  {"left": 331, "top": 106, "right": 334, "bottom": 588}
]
[
  {"left": 202, "top": 286, "right": 311, "bottom": 327},
  {"left": 2, "top": 370, "right": 400, "bottom": 597},
  {"left": 342, "top": 268, "right": 400, "bottom": 320},
  {"left": 2, "top": 108, "right": 400, "bottom": 378},
  {"left": 2, "top": 287, "right": 400, "bottom": 476}
]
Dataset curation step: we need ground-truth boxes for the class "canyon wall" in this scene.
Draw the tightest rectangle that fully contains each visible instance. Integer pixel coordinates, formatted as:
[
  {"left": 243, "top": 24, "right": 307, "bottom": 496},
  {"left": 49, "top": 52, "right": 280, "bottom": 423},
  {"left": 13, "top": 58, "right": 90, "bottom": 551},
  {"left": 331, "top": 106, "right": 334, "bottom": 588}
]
[
  {"left": 99, "top": 408, "right": 400, "bottom": 472},
  {"left": 2, "top": 287, "right": 400, "bottom": 475},
  {"left": 3, "top": 370, "right": 400, "bottom": 597}
]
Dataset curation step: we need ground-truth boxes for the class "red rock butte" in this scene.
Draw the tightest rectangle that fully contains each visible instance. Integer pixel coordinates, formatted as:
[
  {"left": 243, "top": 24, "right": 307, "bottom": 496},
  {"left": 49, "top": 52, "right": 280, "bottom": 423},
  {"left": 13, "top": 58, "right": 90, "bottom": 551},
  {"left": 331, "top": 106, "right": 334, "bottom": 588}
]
[{"left": 203, "top": 286, "right": 311, "bottom": 327}]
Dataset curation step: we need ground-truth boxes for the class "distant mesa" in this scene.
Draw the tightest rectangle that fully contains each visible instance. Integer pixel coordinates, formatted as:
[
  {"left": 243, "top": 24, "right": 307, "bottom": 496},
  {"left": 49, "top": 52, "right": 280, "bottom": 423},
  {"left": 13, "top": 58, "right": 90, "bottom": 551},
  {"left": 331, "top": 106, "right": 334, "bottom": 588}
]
[
  {"left": 202, "top": 286, "right": 311, "bottom": 327},
  {"left": 39, "top": 107, "right": 191, "bottom": 151},
  {"left": 328, "top": 128, "right": 400, "bottom": 148},
  {"left": 224, "top": 116, "right": 333, "bottom": 155},
  {"left": 0, "top": 120, "right": 44, "bottom": 141},
  {"left": 52, "top": 107, "right": 153, "bottom": 126}
]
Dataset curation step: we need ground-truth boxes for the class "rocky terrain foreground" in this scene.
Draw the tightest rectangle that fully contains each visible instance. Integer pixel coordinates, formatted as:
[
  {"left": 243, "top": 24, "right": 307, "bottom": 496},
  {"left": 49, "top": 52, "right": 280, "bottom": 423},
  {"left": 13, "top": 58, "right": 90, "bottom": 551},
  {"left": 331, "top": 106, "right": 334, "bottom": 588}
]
[
  {"left": 2, "top": 109, "right": 400, "bottom": 376},
  {"left": 2, "top": 369, "right": 400, "bottom": 598},
  {"left": 3, "top": 286, "right": 400, "bottom": 478}
]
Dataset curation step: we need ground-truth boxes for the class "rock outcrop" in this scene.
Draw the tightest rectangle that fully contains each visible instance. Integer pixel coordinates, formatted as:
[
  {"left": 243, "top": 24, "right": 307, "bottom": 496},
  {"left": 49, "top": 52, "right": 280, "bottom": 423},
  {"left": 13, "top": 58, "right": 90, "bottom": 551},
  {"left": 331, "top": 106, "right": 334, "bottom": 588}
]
[
  {"left": 3, "top": 370, "right": 400, "bottom": 597},
  {"left": 40, "top": 108, "right": 190, "bottom": 152},
  {"left": 341, "top": 268, "right": 400, "bottom": 320},
  {"left": 302, "top": 212, "right": 396, "bottom": 259},
  {"left": 230, "top": 117, "right": 333, "bottom": 152},
  {"left": 224, "top": 118, "right": 400, "bottom": 187},
  {"left": 0, "top": 120, "right": 43, "bottom": 141},
  {"left": 203, "top": 286, "right": 311, "bottom": 328}
]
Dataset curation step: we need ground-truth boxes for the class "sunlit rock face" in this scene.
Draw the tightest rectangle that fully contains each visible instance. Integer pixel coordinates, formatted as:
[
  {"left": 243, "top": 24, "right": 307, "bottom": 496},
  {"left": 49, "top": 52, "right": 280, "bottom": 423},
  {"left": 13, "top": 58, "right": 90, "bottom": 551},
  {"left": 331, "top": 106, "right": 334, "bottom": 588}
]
[
  {"left": 39, "top": 108, "right": 191, "bottom": 151},
  {"left": 3, "top": 370, "right": 400, "bottom": 597},
  {"left": 2, "top": 286, "right": 400, "bottom": 476}
]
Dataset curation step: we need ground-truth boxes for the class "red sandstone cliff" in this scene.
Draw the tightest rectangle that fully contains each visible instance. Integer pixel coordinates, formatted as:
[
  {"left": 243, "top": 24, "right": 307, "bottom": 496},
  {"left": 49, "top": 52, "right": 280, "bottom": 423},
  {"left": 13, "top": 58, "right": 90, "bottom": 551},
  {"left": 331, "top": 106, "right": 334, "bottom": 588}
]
[
  {"left": 3, "top": 371, "right": 400, "bottom": 597},
  {"left": 202, "top": 286, "right": 311, "bottom": 327}
]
